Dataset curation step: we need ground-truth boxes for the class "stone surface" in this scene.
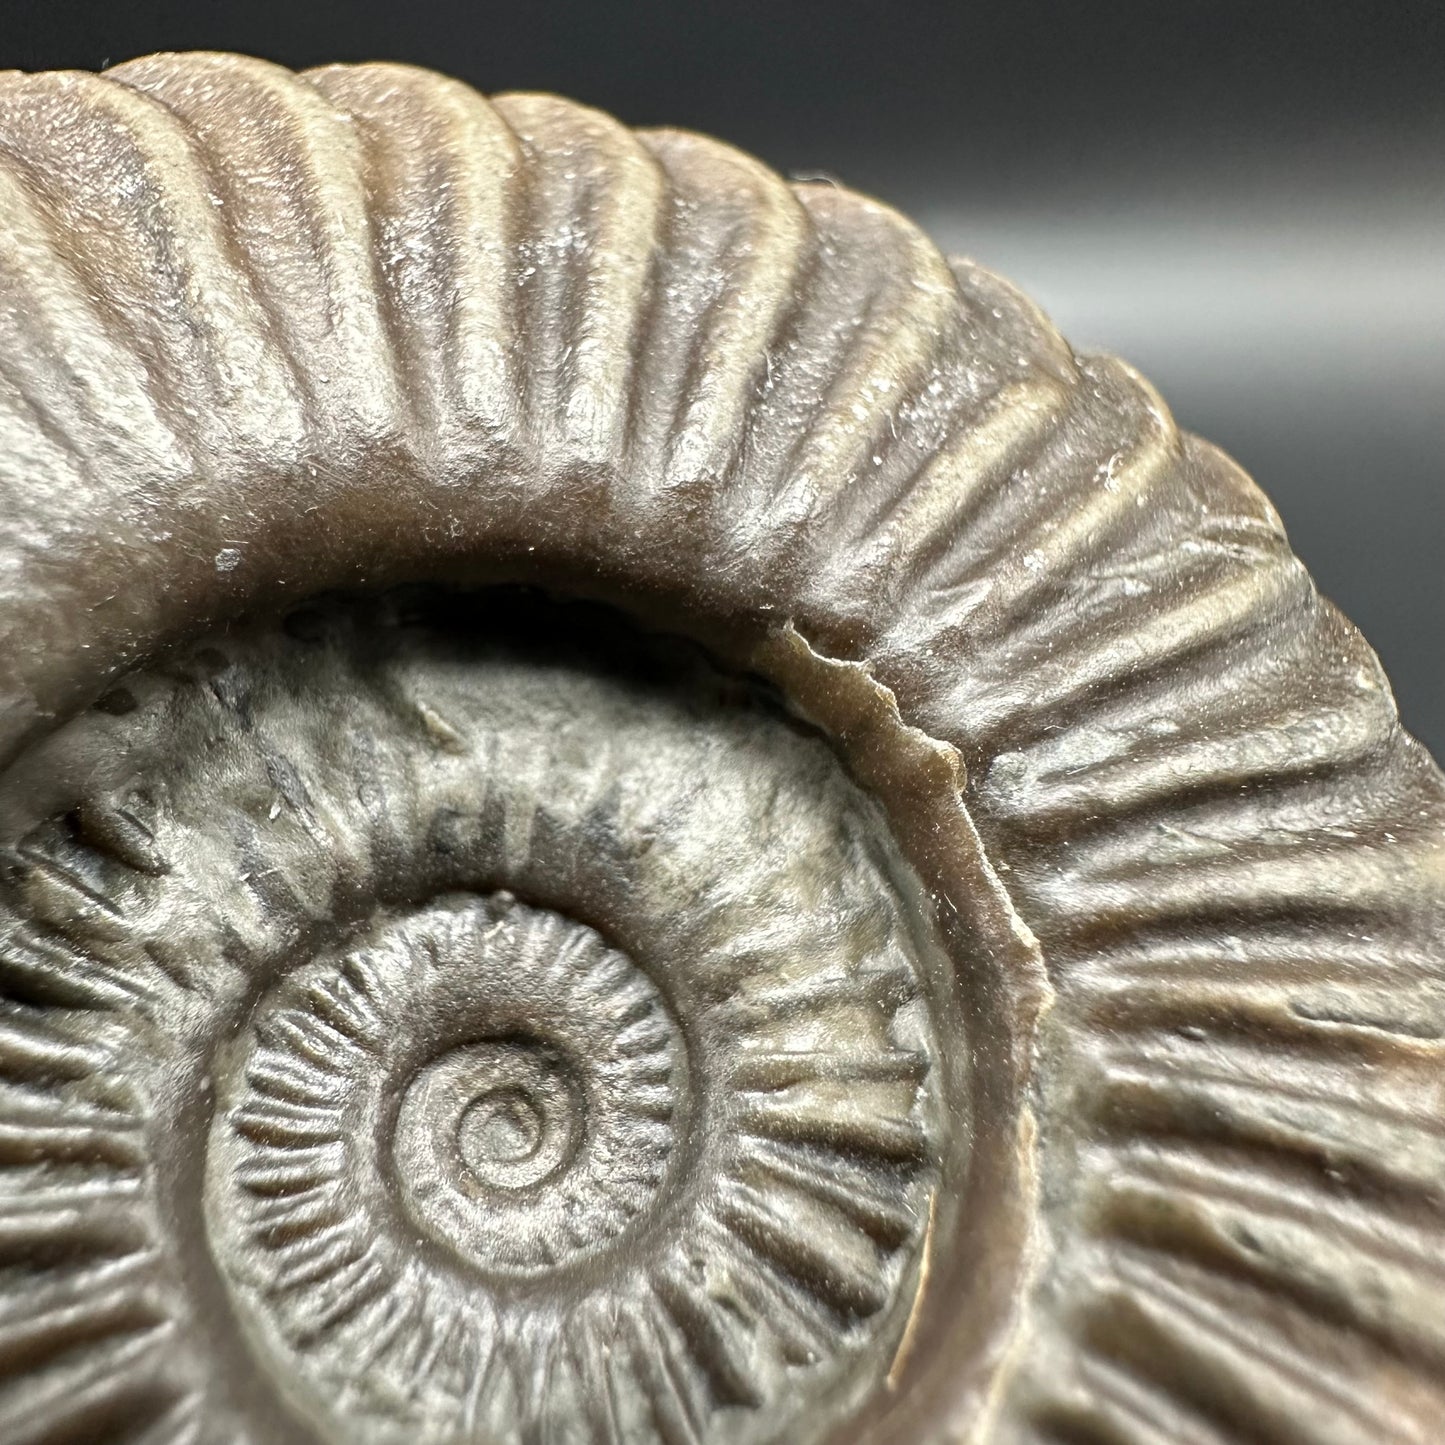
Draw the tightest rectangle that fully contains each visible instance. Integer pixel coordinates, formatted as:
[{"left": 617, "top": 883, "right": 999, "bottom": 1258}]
[{"left": 0, "top": 52, "right": 1440, "bottom": 1445}]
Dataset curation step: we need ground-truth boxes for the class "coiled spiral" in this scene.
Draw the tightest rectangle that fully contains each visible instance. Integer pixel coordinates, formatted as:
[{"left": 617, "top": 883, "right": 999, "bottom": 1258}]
[
  {"left": 0, "top": 50, "right": 1440, "bottom": 1445},
  {"left": 3, "top": 599, "right": 951, "bottom": 1444}
]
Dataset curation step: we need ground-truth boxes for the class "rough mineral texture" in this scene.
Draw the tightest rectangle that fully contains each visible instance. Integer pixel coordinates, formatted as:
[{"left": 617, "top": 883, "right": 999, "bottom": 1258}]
[{"left": 0, "top": 52, "right": 1441, "bottom": 1445}]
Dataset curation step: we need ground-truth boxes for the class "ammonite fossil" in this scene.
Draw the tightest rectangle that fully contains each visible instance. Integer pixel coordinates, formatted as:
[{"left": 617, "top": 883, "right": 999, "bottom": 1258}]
[{"left": 0, "top": 52, "right": 1440, "bottom": 1445}]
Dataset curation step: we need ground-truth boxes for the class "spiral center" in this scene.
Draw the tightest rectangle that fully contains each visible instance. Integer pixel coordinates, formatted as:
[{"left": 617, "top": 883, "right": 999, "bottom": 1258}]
[
  {"left": 463, "top": 1087, "right": 543, "bottom": 1169},
  {"left": 263, "top": 898, "right": 687, "bottom": 1282},
  {"left": 399, "top": 1039, "right": 581, "bottom": 1206}
]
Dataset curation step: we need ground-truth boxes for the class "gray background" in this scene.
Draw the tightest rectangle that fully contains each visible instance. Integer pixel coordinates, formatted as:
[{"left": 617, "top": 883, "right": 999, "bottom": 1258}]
[{"left": 11, "top": 1, "right": 1442, "bottom": 755}]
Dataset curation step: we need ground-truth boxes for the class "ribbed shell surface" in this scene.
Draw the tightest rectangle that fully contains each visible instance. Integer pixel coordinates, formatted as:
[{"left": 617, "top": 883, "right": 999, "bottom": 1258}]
[{"left": 0, "top": 52, "right": 1441, "bottom": 1445}]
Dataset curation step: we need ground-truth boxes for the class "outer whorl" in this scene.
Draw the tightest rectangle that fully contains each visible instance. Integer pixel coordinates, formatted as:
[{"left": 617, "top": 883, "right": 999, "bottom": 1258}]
[{"left": 0, "top": 51, "right": 1440, "bottom": 1445}]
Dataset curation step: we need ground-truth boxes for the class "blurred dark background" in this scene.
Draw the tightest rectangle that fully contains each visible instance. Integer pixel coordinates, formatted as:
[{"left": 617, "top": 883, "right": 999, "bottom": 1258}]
[{"left": 9, "top": 2, "right": 1442, "bottom": 755}]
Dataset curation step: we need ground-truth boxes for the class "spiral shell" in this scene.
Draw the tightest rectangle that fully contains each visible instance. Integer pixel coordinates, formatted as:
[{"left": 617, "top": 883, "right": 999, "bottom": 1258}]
[{"left": 0, "top": 51, "right": 1440, "bottom": 1445}]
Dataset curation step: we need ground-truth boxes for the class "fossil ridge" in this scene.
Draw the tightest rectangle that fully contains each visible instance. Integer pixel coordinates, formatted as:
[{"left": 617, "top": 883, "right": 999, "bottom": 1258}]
[{"left": 0, "top": 52, "right": 1440, "bottom": 1445}]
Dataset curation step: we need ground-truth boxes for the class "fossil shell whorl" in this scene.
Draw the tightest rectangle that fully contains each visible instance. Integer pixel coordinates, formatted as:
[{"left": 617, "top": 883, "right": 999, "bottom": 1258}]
[
  {"left": 0, "top": 50, "right": 1441, "bottom": 1445},
  {"left": 43, "top": 603, "right": 947, "bottom": 1445}
]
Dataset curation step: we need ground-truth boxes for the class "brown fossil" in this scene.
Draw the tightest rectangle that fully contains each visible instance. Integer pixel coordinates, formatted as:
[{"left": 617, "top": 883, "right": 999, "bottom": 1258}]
[{"left": 0, "top": 51, "right": 1440, "bottom": 1445}]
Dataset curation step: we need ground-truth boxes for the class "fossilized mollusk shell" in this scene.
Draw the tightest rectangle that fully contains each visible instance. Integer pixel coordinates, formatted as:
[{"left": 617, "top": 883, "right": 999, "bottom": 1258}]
[{"left": 0, "top": 51, "right": 1441, "bottom": 1445}]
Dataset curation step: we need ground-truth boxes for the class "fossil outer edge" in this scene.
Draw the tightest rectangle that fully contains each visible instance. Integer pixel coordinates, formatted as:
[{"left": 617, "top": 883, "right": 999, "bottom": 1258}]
[{"left": 0, "top": 50, "right": 1440, "bottom": 1445}]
